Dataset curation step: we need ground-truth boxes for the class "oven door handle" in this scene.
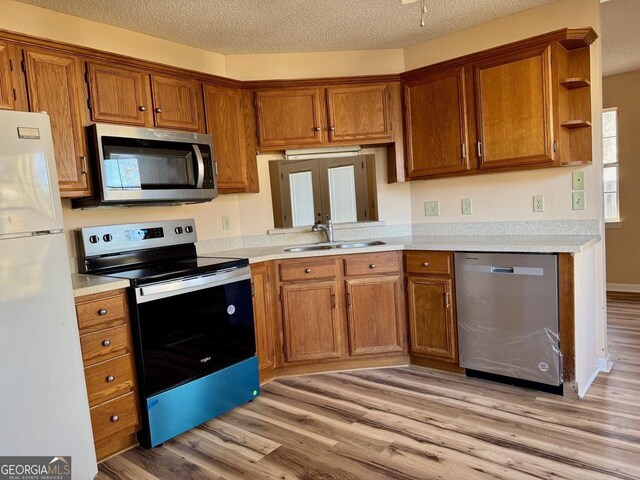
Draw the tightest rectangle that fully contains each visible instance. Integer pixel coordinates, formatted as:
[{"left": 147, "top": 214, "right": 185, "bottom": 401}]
[
  {"left": 135, "top": 266, "right": 251, "bottom": 304},
  {"left": 194, "top": 144, "right": 205, "bottom": 188}
]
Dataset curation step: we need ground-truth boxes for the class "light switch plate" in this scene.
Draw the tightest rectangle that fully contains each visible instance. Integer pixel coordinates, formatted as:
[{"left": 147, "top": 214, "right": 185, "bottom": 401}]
[
  {"left": 533, "top": 195, "right": 545, "bottom": 213},
  {"left": 461, "top": 198, "right": 473, "bottom": 215},
  {"left": 572, "top": 171, "right": 585, "bottom": 190},
  {"left": 222, "top": 215, "right": 231, "bottom": 230},
  {"left": 424, "top": 201, "right": 440, "bottom": 217},
  {"left": 572, "top": 191, "right": 586, "bottom": 210}
]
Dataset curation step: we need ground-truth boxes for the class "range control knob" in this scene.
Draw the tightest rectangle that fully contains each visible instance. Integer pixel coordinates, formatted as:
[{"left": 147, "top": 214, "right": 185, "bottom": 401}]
[
  {"left": 103, "top": 234, "right": 113, "bottom": 242},
  {"left": 175, "top": 227, "right": 183, "bottom": 234},
  {"left": 89, "top": 235, "right": 99, "bottom": 244},
  {"left": 185, "top": 226, "right": 193, "bottom": 234}
]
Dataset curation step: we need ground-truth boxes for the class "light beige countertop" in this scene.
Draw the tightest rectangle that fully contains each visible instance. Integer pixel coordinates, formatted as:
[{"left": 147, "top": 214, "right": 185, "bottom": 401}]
[
  {"left": 200, "top": 234, "right": 602, "bottom": 264},
  {"left": 72, "top": 274, "right": 130, "bottom": 298}
]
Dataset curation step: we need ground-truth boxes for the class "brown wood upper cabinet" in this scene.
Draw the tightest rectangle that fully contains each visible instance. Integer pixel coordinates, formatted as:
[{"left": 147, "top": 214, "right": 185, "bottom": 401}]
[
  {"left": 0, "top": 41, "right": 27, "bottom": 111},
  {"left": 255, "top": 87, "right": 325, "bottom": 149},
  {"left": 473, "top": 45, "right": 555, "bottom": 170},
  {"left": 23, "top": 48, "right": 91, "bottom": 197},
  {"left": 404, "top": 67, "right": 471, "bottom": 178},
  {"left": 203, "top": 83, "right": 256, "bottom": 193},
  {"left": 325, "top": 84, "right": 392, "bottom": 142},
  {"left": 254, "top": 83, "right": 396, "bottom": 151},
  {"left": 87, "top": 63, "right": 203, "bottom": 132}
]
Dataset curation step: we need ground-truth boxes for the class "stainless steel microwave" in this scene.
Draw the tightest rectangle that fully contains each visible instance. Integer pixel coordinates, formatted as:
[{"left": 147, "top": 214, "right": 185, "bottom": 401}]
[{"left": 72, "top": 124, "right": 217, "bottom": 208}]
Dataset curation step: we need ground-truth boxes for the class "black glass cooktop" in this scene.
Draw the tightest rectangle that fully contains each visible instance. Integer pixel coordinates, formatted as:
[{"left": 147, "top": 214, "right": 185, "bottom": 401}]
[{"left": 101, "top": 256, "right": 248, "bottom": 286}]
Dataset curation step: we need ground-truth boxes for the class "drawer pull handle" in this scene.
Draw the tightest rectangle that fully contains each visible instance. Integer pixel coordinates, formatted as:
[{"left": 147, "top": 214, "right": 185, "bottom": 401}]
[
  {"left": 305, "top": 268, "right": 312, "bottom": 273},
  {"left": 98, "top": 308, "right": 108, "bottom": 316},
  {"left": 102, "top": 339, "right": 111, "bottom": 347},
  {"left": 369, "top": 264, "right": 376, "bottom": 269},
  {"left": 110, "top": 415, "right": 119, "bottom": 422},
  {"left": 106, "top": 375, "right": 115, "bottom": 382},
  {"left": 422, "top": 262, "right": 430, "bottom": 267}
]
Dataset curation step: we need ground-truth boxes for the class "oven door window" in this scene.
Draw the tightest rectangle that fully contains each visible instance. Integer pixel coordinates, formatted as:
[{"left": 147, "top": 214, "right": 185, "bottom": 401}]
[
  {"left": 102, "top": 137, "right": 196, "bottom": 190},
  {"left": 135, "top": 279, "right": 255, "bottom": 397}
]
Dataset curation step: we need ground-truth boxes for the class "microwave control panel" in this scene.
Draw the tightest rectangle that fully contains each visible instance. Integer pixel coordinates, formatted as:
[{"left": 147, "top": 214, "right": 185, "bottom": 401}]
[{"left": 202, "top": 149, "right": 216, "bottom": 189}]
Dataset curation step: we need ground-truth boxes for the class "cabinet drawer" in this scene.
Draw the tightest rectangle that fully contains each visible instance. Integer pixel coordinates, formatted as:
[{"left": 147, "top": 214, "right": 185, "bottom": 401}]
[
  {"left": 405, "top": 251, "right": 452, "bottom": 276},
  {"left": 90, "top": 392, "right": 138, "bottom": 442},
  {"left": 343, "top": 252, "right": 400, "bottom": 277},
  {"left": 81, "top": 325, "right": 129, "bottom": 365},
  {"left": 279, "top": 259, "right": 338, "bottom": 281},
  {"left": 84, "top": 354, "right": 135, "bottom": 407},
  {"left": 76, "top": 294, "right": 126, "bottom": 334}
]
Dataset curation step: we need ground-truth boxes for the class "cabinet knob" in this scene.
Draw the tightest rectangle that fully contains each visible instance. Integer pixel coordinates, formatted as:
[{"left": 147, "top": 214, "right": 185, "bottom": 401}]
[
  {"left": 369, "top": 264, "right": 376, "bottom": 269},
  {"left": 155, "top": 108, "right": 163, "bottom": 114},
  {"left": 422, "top": 262, "right": 430, "bottom": 267},
  {"left": 106, "top": 375, "right": 115, "bottom": 383},
  {"left": 314, "top": 127, "right": 321, "bottom": 132},
  {"left": 98, "top": 308, "right": 108, "bottom": 316},
  {"left": 110, "top": 415, "right": 119, "bottom": 422},
  {"left": 329, "top": 126, "right": 336, "bottom": 131},
  {"left": 102, "top": 339, "right": 111, "bottom": 347},
  {"left": 305, "top": 268, "right": 312, "bottom": 273},
  {"left": 138, "top": 105, "right": 146, "bottom": 112}
]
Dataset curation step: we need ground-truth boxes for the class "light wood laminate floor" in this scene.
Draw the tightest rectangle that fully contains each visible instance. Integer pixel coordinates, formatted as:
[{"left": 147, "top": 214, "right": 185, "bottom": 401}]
[{"left": 98, "top": 295, "right": 640, "bottom": 480}]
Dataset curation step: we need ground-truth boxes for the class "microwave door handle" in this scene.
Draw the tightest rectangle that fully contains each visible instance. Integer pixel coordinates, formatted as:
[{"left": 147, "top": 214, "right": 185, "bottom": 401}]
[{"left": 193, "top": 144, "right": 205, "bottom": 188}]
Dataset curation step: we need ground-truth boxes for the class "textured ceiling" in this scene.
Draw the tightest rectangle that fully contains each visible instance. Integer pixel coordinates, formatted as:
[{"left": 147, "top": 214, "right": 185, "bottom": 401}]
[
  {"left": 16, "top": 0, "right": 556, "bottom": 55},
  {"left": 601, "top": 0, "right": 640, "bottom": 76}
]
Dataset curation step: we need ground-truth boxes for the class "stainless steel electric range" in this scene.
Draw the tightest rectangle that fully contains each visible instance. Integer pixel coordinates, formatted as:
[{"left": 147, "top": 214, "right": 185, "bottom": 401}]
[{"left": 77, "top": 219, "right": 259, "bottom": 448}]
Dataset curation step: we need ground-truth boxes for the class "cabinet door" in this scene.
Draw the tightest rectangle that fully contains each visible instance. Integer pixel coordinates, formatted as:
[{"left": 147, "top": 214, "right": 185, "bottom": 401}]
[
  {"left": 203, "top": 84, "right": 249, "bottom": 192},
  {"left": 255, "top": 88, "right": 325, "bottom": 149},
  {"left": 473, "top": 46, "right": 554, "bottom": 170},
  {"left": 87, "top": 62, "right": 151, "bottom": 126},
  {"left": 251, "top": 263, "right": 275, "bottom": 372},
  {"left": 325, "top": 84, "right": 392, "bottom": 143},
  {"left": 345, "top": 276, "right": 405, "bottom": 356},
  {"left": 405, "top": 67, "right": 471, "bottom": 178},
  {"left": 280, "top": 281, "right": 342, "bottom": 363},
  {"left": 0, "top": 41, "right": 19, "bottom": 110},
  {"left": 151, "top": 75, "right": 202, "bottom": 131},
  {"left": 23, "top": 49, "right": 91, "bottom": 196},
  {"left": 407, "top": 276, "right": 457, "bottom": 363}
]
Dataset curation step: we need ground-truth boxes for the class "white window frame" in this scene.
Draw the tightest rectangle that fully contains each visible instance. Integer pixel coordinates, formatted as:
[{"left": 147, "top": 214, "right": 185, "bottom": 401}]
[{"left": 602, "top": 107, "right": 620, "bottom": 224}]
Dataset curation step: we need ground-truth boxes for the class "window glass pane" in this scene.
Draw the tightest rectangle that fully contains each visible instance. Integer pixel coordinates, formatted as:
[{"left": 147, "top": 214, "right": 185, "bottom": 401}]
[
  {"left": 604, "top": 192, "right": 619, "bottom": 221},
  {"left": 603, "top": 166, "right": 618, "bottom": 193},
  {"left": 603, "top": 137, "right": 617, "bottom": 165},
  {"left": 289, "top": 171, "right": 315, "bottom": 227},
  {"left": 328, "top": 165, "right": 357, "bottom": 223},
  {"left": 603, "top": 110, "right": 617, "bottom": 138}
]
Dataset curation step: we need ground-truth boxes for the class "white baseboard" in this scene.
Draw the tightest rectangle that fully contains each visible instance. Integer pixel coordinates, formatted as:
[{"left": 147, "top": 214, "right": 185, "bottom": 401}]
[
  {"left": 578, "top": 368, "right": 600, "bottom": 398},
  {"left": 607, "top": 283, "right": 640, "bottom": 293},
  {"left": 578, "top": 355, "right": 615, "bottom": 398}
]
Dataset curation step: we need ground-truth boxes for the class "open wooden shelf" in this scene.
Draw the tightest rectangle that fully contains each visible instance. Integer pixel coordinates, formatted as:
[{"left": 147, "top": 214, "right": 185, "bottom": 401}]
[
  {"left": 560, "top": 77, "right": 591, "bottom": 89},
  {"left": 561, "top": 120, "right": 591, "bottom": 129}
]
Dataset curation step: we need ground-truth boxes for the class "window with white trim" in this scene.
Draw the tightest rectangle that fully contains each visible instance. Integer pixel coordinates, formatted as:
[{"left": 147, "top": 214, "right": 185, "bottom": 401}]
[{"left": 603, "top": 108, "right": 620, "bottom": 222}]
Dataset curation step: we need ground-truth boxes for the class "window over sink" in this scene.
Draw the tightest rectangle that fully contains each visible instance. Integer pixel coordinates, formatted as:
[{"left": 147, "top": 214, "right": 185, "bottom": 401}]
[{"left": 269, "top": 154, "right": 378, "bottom": 228}]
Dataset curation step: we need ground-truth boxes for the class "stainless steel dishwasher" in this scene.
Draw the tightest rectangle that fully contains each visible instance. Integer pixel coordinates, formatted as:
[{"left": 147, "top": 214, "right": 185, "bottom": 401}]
[{"left": 455, "top": 252, "right": 562, "bottom": 392}]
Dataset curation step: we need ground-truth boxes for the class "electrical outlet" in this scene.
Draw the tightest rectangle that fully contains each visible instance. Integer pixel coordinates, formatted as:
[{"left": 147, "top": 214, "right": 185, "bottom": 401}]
[
  {"left": 424, "top": 201, "right": 440, "bottom": 217},
  {"left": 572, "top": 171, "right": 585, "bottom": 190},
  {"left": 222, "top": 215, "right": 231, "bottom": 230},
  {"left": 572, "top": 191, "right": 586, "bottom": 210},
  {"left": 533, "top": 195, "right": 545, "bottom": 213},
  {"left": 461, "top": 198, "right": 473, "bottom": 215}
]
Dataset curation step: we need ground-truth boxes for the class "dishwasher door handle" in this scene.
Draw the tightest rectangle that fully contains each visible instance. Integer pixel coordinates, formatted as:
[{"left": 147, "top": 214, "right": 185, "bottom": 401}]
[{"left": 491, "top": 266, "right": 514, "bottom": 274}]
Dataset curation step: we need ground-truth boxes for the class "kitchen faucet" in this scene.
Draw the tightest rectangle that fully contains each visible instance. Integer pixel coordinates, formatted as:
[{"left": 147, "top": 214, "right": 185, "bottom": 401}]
[{"left": 312, "top": 215, "right": 334, "bottom": 243}]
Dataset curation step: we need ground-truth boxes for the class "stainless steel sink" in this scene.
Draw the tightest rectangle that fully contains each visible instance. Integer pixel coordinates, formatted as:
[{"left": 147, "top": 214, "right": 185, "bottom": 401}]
[
  {"left": 284, "top": 240, "right": 386, "bottom": 252},
  {"left": 283, "top": 245, "right": 334, "bottom": 253},
  {"left": 335, "top": 241, "right": 386, "bottom": 249}
]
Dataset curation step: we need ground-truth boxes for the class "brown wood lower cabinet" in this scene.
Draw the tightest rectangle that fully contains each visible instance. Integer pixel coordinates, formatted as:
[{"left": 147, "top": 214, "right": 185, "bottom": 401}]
[
  {"left": 405, "top": 251, "right": 460, "bottom": 370},
  {"left": 251, "top": 262, "right": 276, "bottom": 382},
  {"left": 75, "top": 289, "right": 141, "bottom": 462}
]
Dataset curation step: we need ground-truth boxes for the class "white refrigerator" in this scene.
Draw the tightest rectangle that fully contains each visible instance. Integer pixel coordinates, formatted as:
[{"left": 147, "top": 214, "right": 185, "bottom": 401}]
[{"left": 0, "top": 111, "right": 98, "bottom": 479}]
